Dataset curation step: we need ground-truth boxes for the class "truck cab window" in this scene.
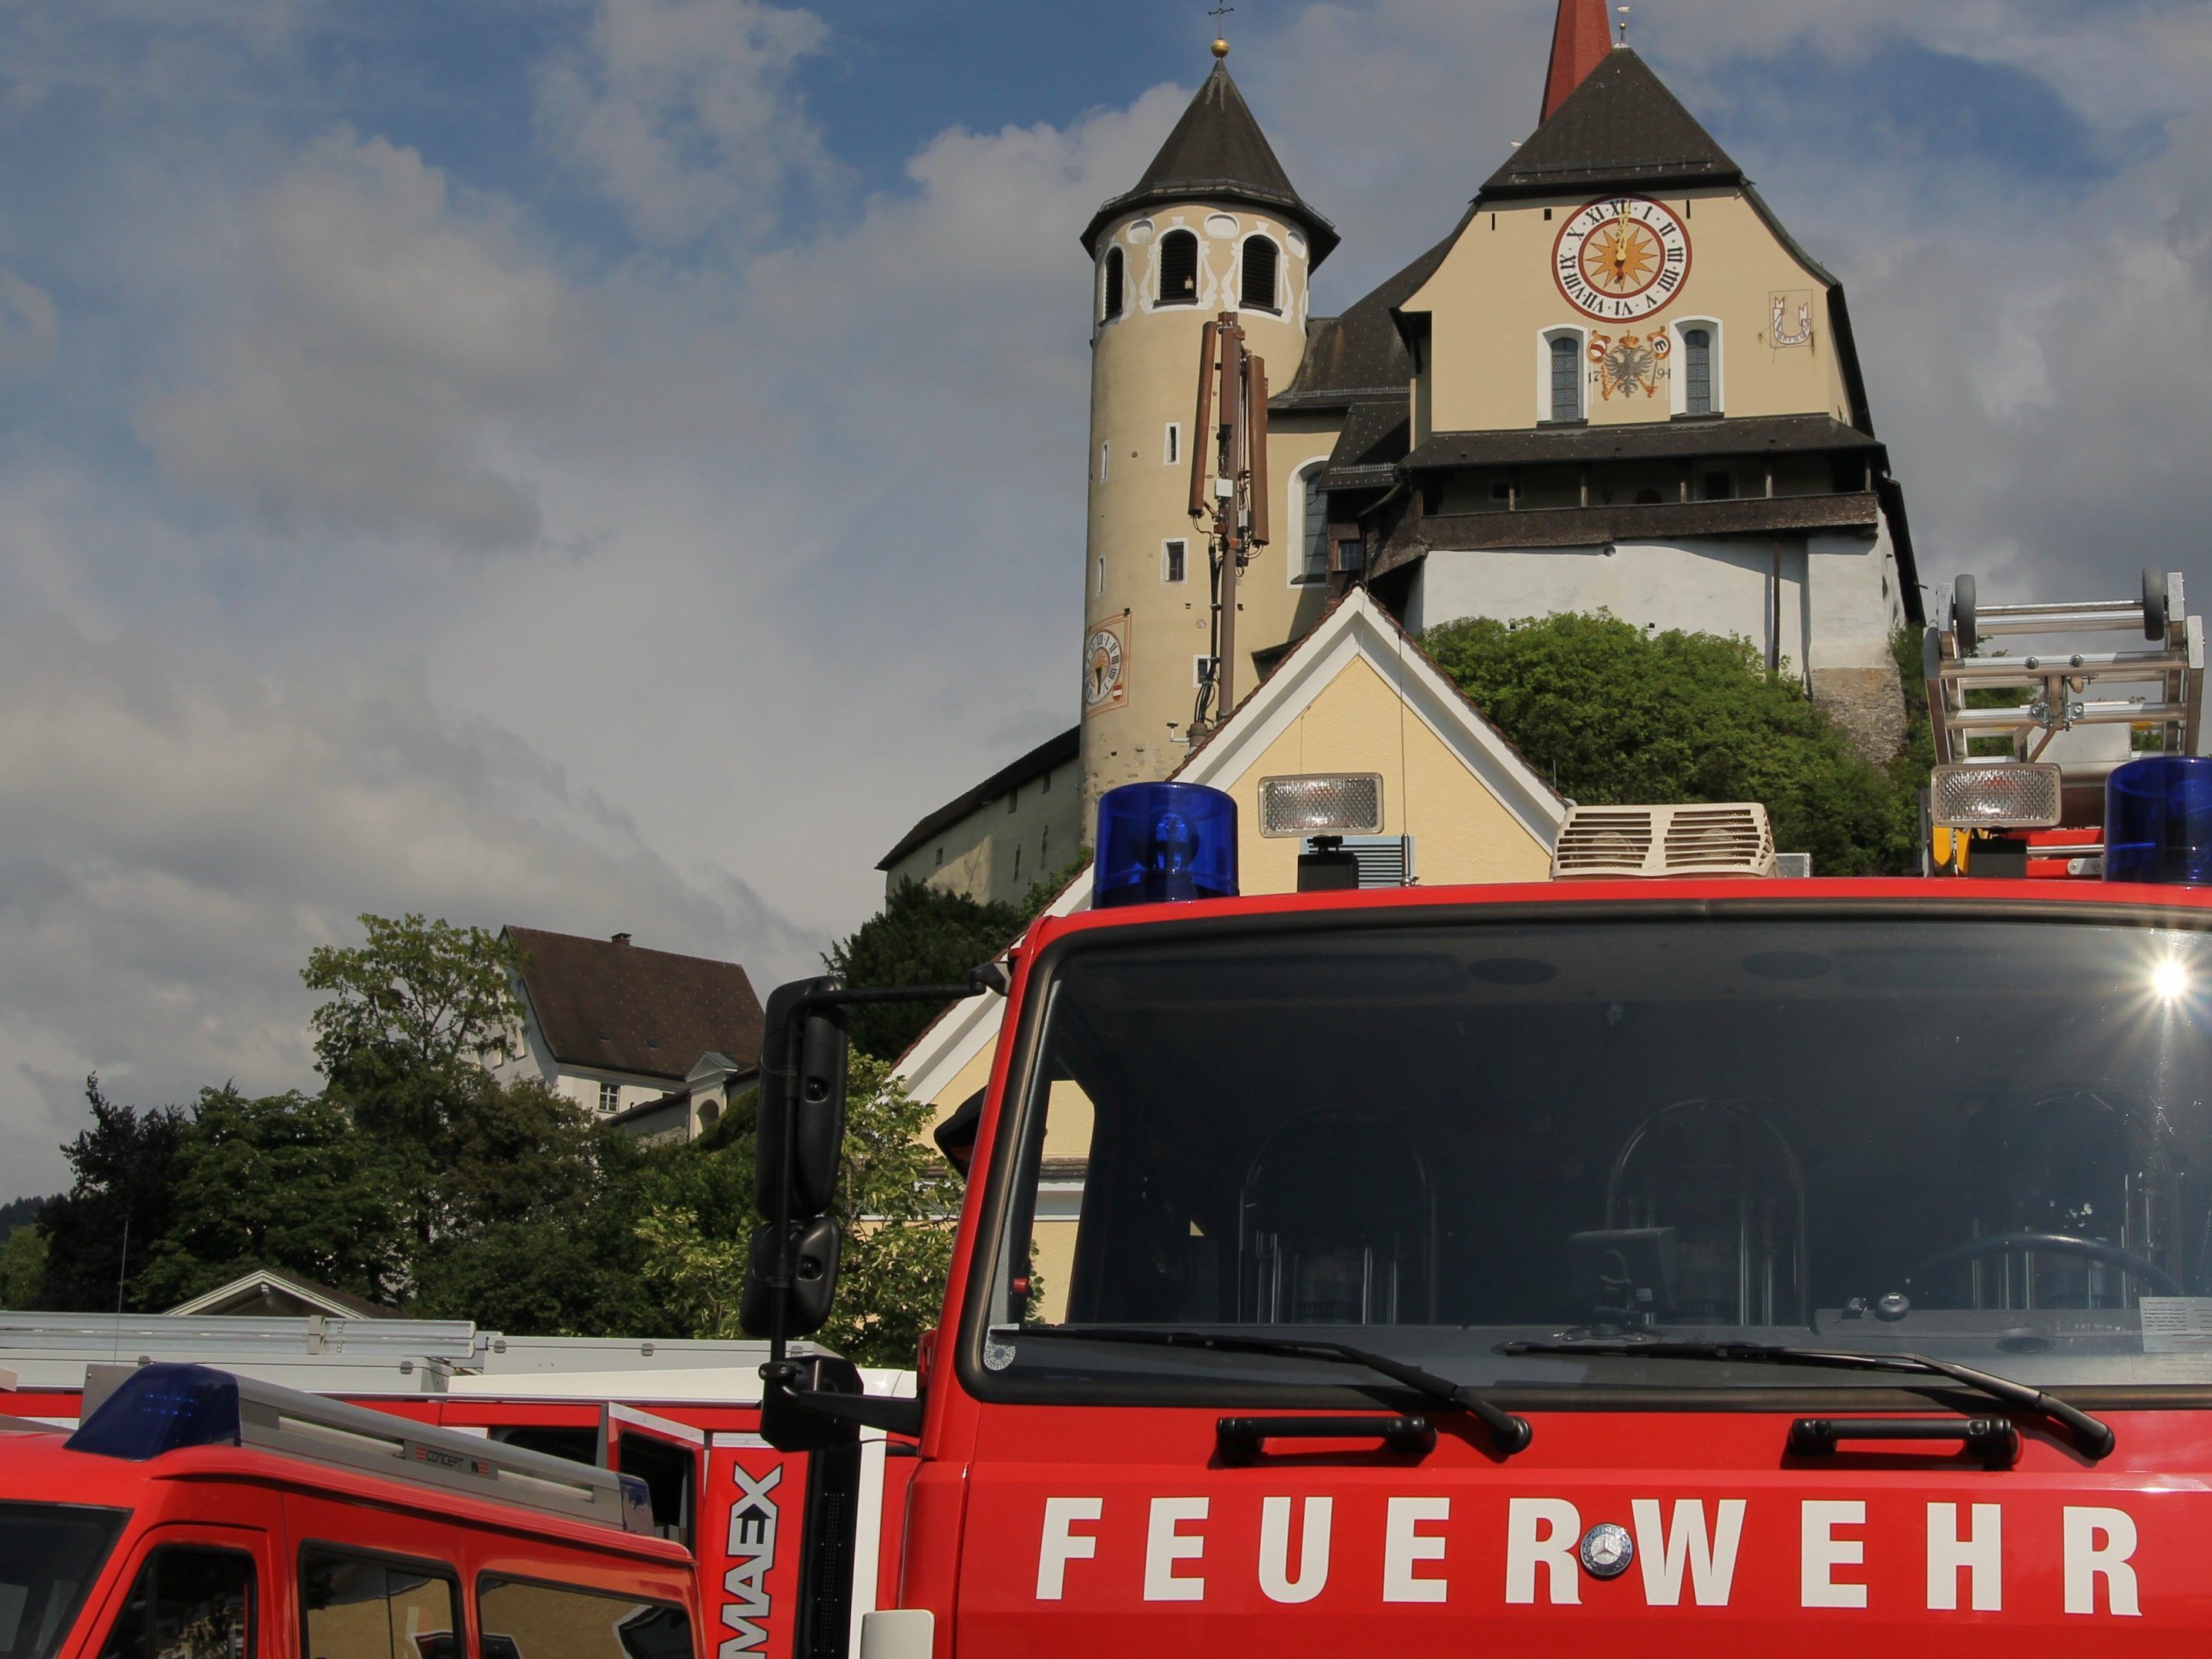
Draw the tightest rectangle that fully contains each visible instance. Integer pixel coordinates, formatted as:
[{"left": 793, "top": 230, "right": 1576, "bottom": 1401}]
[
  {"left": 980, "top": 918, "right": 2212, "bottom": 1395},
  {"left": 2, "top": 1506, "right": 126, "bottom": 1659},
  {"left": 478, "top": 1579, "right": 691, "bottom": 1659},
  {"left": 98, "top": 1549, "right": 253, "bottom": 1659},
  {"left": 301, "top": 1553, "right": 456, "bottom": 1659}
]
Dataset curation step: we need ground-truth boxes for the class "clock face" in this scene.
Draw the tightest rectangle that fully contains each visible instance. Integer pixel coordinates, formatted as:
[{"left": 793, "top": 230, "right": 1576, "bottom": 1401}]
[
  {"left": 1554, "top": 196, "right": 1691, "bottom": 321},
  {"left": 1084, "top": 626, "right": 1124, "bottom": 708}
]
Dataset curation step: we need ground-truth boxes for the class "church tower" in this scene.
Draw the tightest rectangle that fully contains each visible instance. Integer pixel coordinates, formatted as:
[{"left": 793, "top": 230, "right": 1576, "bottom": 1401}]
[{"left": 1075, "top": 40, "right": 1336, "bottom": 835}]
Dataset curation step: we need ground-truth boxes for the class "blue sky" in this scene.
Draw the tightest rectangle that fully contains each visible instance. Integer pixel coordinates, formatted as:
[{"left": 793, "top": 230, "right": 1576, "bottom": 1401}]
[{"left": 0, "top": 0, "right": 2207, "bottom": 1198}]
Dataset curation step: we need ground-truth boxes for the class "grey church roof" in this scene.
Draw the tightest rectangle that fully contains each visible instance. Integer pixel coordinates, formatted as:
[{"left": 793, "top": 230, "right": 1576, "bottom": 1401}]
[
  {"left": 1081, "top": 61, "right": 1338, "bottom": 263},
  {"left": 1478, "top": 48, "right": 1742, "bottom": 201}
]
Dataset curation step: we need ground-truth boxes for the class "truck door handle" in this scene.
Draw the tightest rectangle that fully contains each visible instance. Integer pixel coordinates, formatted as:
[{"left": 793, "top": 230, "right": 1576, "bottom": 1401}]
[
  {"left": 1789, "top": 1416, "right": 2019, "bottom": 1466},
  {"left": 1216, "top": 1415, "right": 1435, "bottom": 1464}
]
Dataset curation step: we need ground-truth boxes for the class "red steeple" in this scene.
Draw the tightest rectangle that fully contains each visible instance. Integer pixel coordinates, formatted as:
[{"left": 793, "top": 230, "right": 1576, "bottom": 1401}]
[{"left": 1541, "top": 0, "right": 1613, "bottom": 123}]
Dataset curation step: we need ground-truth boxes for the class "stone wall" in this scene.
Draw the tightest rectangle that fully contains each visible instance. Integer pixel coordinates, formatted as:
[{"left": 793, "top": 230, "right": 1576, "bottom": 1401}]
[{"left": 1810, "top": 660, "right": 1907, "bottom": 764}]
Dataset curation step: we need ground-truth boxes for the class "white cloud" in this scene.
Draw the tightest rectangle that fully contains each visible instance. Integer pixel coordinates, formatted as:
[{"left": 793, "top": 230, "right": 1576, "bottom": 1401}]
[
  {"left": 536, "top": 0, "right": 837, "bottom": 245},
  {"left": 2, "top": 0, "right": 2210, "bottom": 1203},
  {"left": 0, "top": 270, "right": 58, "bottom": 372},
  {"left": 0, "top": 613, "right": 819, "bottom": 1195},
  {"left": 135, "top": 129, "right": 587, "bottom": 552}
]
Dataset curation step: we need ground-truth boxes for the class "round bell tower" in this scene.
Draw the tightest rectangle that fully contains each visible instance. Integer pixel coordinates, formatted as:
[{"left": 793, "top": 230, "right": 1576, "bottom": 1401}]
[{"left": 1075, "top": 42, "right": 1336, "bottom": 839}]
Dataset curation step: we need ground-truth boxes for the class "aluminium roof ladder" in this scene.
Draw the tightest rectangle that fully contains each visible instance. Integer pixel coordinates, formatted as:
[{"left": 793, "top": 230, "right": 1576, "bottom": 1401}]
[{"left": 1925, "top": 568, "right": 2204, "bottom": 801}]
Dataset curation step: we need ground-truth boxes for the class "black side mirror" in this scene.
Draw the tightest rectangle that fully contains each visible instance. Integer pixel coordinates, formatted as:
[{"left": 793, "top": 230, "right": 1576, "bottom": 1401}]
[
  {"left": 753, "top": 979, "right": 849, "bottom": 1221},
  {"left": 741, "top": 1216, "right": 841, "bottom": 1338},
  {"left": 744, "top": 979, "right": 851, "bottom": 1342}
]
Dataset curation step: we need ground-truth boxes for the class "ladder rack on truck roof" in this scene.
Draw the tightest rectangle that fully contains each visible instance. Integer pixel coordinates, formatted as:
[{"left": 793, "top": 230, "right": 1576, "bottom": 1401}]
[
  {"left": 1924, "top": 566, "right": 2205, "bottom": 832},
  {"left": 69, "top": 1361, "right": 656, "bottom": 1534}
]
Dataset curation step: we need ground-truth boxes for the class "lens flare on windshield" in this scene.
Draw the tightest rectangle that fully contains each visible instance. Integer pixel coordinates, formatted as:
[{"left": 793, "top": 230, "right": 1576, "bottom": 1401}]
[{"left": 2153, "top": 958, "right": 2190, "bottom": 1001}]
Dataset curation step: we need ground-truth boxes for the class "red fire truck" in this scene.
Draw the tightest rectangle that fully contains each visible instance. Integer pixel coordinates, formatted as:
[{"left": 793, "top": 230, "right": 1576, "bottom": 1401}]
[
  {"left": 0, "top": 1365, "right": 701, "bottom": 1659},
  {"left": 731, "top": 571, "right": 2212, "bottom": 1655},
  {"left": 13, "top": 569, "right": 2212, "bottom": 1657},
  {"left": 0, "top": 1345, "right": 915, "bottom": 1659}
]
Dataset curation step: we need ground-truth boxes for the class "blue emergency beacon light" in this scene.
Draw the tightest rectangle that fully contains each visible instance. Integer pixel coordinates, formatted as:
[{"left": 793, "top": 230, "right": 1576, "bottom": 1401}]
[
  {"left": 2106, "top": 755, "right": 2212, "bottom": 885},
  {"left": 1094, "top": 781, "right": 1239, "bottom": 909}
]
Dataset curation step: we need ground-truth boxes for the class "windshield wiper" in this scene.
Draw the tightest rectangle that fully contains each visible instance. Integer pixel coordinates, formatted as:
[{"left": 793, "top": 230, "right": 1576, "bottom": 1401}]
[
  {"left": 1011, "top": 1325, "right": 1533, "bottom": 1454},
  {"left": 1499, "top": 1338, "right": 2115, "bottom": 1461}
]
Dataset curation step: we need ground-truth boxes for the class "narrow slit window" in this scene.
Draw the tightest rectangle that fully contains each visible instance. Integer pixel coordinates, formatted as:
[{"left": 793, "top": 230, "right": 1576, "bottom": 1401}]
[
  {"left": 1683, "top": 326, "right": 1713, "bottom": 415},
  {"left": 1164, "top": 423, "right": 1180, "bottom": 465},
  {"left": 1548, "top": 335, "right": 1582, "bottom": 421},
  {"left": 1240, "top": 237, "right": 1279, "bottom": 311},
  {"left": 1159, "top": 230, "right": 1199, "bottom": 305},
  {"left": 1299, "top": 466, "right": 1328, "bottom": 583},
  {"left": 1101, "top": 247, "right": 1124, "bottom": 321}
]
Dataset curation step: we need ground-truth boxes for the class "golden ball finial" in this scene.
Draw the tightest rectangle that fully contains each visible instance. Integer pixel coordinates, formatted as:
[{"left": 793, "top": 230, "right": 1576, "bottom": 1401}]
[{"left": 1212, "top": 35, "right": 1229, "bottom": 58}]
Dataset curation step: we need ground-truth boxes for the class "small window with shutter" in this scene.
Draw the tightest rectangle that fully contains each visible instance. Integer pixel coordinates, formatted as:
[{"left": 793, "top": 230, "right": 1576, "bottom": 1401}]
[
  {"left": 1240, "top": 237, "right": 1279, "bottom": 311},
  {"left": 1158, "top": 230, "right": 1198, "bottom": 305}
]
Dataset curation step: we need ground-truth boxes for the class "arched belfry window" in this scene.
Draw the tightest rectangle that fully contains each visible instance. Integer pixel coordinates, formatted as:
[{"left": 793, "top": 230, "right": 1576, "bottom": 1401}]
[
  {"left": 1548, "top": 334, "right": 1582, "bottom": 421},
  {"left": 1683, "top": 326, "right": 1714, "bottom": 415},
  {"left": 1241, "top": 237, "right": 1279, "bottom": 311},
  {"left": 1101, "top": 247, "right": 1124, "bottom": 322},
  {"left": 1159, "top": 230, "right": 1199, "bottom": 306}
]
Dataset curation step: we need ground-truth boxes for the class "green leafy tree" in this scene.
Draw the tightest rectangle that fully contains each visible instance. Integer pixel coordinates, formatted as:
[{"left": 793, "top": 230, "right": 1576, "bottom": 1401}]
[
  {"left": 1425, "top": 611, "right": 1920, "bottom": 875},
  {"left": 304, "top": 915, "right": 525, "bottom": 1246},
  {"left": 137, "top": 1088, "right": 402, "bottom": 1308},
  {"left": 304, "top": 915, "right": 521, "bottom": 1079},
  {"left": 405, "top": 1077, "right": 627, "bottom": 1332},
  {"left": 1, "top": 1224, "right": 47, "bottom": 1308},
  {"left": 826, "top": 882, "right": 1026, "bottom": 1061},
  {"left": 35, "top": 1078, "right": 186, "bottom": 1312},
  {"left": 635, "top": 1056, "right": 955, "bottom": 1365}
]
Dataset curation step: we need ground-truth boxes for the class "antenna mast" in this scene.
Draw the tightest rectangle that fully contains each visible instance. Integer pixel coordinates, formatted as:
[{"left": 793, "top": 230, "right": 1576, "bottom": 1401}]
[{"left": 1188, "top": 312, "right": 1269, "bottom": 736}]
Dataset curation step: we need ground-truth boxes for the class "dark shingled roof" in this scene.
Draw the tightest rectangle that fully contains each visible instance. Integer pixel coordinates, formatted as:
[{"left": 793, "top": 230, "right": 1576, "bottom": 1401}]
[
  {"left": 1402, "top": 413, "right": 1878, "bottom": 472},
  {"left": 877, "top": 725, "right": 1080, "bottom": 872},
  {"left": 506, "top": 927, "right": 762, "bottom": 1083},
  {"left": 1374, "top": 492, "right": 1886, "bottom": 575},
  {"left": 1480, "top": 49, "right": 1741, "bottom": 201},
  {"left": 1082, "top": 62, "right": 1337, "bottom": 263},
  {"left": 1276, "top": 230, "right": 1457, "bottom": 409}
]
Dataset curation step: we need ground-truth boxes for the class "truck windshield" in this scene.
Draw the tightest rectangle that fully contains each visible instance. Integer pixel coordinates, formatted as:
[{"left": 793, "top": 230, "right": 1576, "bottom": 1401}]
[
  {"left": 978, "top": 914, "right": 2212, "bottom": 1395},
  {"left": 0, "top": 1503, "right": 126, "bottom": 1659}
]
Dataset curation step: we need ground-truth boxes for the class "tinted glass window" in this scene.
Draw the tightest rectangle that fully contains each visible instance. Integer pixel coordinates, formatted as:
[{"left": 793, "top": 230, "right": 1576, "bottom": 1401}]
[
  {"left": 0, "top": 1505, "right": 126, "bottom": 1659},
  {"left": 479, "top": 1579, "right": 690, "bottom": 1659},
  {"left": 98, "top": 1549, "right": 251, "bottom": 1659},
  {"left": 301, "top": 1553, "right": 456, "bottom": 1659},
  {"left": 984, "top": 917, "right": 2212, "bottom": 1392},
  {"left": 1683, "top": 326, "right": 1713, "bottom": 414},
  {"left": 1548, "top": 335, "right": 1581, "bottom": 419}
]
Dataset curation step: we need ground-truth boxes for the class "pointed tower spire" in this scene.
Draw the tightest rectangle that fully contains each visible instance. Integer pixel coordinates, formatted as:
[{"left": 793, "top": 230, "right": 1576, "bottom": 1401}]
[
  {"left": 1080, "top": 52, "right": 1336, "bottom": 264},
  {"left": 1541, "top": 0, "right": 1614, "bottom": 123}
]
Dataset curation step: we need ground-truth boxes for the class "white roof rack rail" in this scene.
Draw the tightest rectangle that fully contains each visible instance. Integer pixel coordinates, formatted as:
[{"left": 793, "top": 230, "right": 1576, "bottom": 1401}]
[{"left": 1551, "top": 803, "right": 1777, "bottom": 880}]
